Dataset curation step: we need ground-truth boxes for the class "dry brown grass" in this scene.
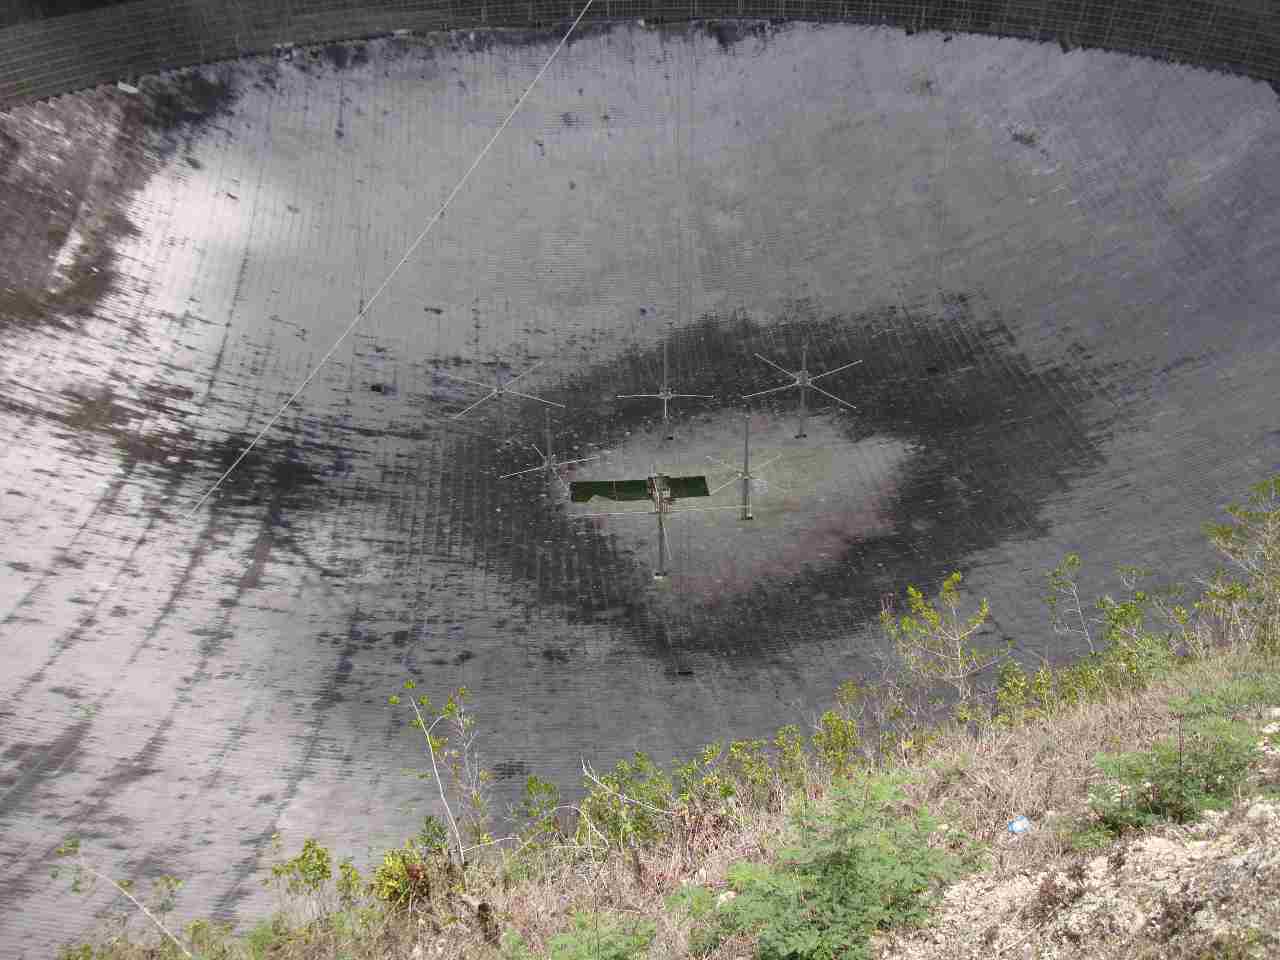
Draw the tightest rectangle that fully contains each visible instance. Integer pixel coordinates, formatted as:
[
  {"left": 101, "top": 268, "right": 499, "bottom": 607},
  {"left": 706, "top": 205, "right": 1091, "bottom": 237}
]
[
  {"left": 54, "top": 641, "right": 1279, "bottom": 960},
  {"left": 888, "top": 648, "right": 1271, "bottom": 875}
]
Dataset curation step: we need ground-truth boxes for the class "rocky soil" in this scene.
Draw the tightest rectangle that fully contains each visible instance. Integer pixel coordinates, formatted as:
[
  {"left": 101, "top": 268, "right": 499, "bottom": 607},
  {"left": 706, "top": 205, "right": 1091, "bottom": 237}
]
[{"left": 874, "top": 710, "right": 1280, "bottom": 960}]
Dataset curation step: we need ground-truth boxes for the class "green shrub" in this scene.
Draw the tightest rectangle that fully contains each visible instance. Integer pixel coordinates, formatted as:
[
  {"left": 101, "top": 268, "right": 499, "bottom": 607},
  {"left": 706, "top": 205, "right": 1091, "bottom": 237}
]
[
  {"left": 335, "top": 856, "right": 364, "bottom": 908},
  {"left": 993, "top": 660, "right": 1031, "bottom": 728},
  {"left": 671, "top": 772, "right": 965, "bottom": 960},
  {"left": 1090, "top": 716, "right": 1260, "bottom": 834},
  {"left": 367, "top": 818, "right": 454, "bottom": 911},
  {"left": 183, "top": 918, "right": 237, "bottom": 958},
  {"left": 502, "top": 775, "right": 565, "bottom": 884},
  {"left": 390, "top": 683, "right": 493, "bottom": 859},
  {"left": 577, "top": 752, "right": 672, "bottom": 849},
  {"left": 1045, "top": 552, "right": 1096, "bottom": 654},
  {"left": 244, "top": 915, "right": 290, "bottom": 959},
  {"left": 813, "top": 709, "right": 863, "bottom": 778},
  {"left": 1029, "top": 664, "right": 1055, "bottom": 715},
  {"left": 1204, "top": 475, "right": 1280, "bottom": 654},
  {"left": 325, "top": 904, "right": 386, "bottom": 945},
  {"left": 723, "top": 738, "right": 775, "bottom": 810},
  {"left": 674, "top": 741, "right": 735, "bottom": 814},
  {"left": 772, "top": 724, "right": 809, "bottom": 791},
  {"left": 269, "top": 837, "right": 332, "bottom": 899},
  {"left": 516, "top": 774, "right": 562, "bottom": 841},
  {"left": 544, "top": 912, "right": 656, "bottom": 960},
  {"left": 881, "top": 572, "right": 1007, "bottom": 722},
  {"left": 1091, "top": 568, "right": 1179, "bottom": 693},
  {"left": 1055, "top": 818, "right": 1114, "bottom": 853},
  {"left": 1056, "top": 655, "right": 1106, "bottom": 708},
  {"left": 812, "top": 680, "right": 866, "bottom": 777}
]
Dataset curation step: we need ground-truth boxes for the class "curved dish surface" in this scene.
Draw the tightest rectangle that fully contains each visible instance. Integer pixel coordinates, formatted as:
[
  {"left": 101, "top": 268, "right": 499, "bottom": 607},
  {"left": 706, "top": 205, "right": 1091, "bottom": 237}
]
[{"left": 1, "top": 14, "right": 1278, "bottom": 954}]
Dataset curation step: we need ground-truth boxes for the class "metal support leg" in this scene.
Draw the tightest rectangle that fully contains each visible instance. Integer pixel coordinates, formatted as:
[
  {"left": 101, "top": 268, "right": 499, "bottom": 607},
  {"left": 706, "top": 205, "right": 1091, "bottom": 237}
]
[{"left": 655, "top": 500, "right": 668, "bottom": 579}]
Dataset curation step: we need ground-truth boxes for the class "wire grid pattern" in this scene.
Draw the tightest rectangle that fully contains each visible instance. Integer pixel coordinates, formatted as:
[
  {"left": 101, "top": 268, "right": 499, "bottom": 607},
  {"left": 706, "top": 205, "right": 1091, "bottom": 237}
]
[{"left": 0, "top": 0, "right": 1277, "bottom": 108}]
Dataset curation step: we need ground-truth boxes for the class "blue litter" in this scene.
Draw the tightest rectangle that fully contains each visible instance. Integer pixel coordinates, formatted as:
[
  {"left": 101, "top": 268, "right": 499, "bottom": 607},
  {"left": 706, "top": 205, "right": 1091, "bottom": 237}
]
[{"left": 1007, "top": 815, "right": 1031, "bottom": 834}]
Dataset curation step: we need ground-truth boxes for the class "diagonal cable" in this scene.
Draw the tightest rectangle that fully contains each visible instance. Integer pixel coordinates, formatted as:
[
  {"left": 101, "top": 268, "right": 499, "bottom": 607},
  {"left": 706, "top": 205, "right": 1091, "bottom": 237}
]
[
  {"left": 743, "top": 383, "right": 795, "bottom": 400},
  {"left": 753, "top": 352, "right": 796, "bottom": 378},
  {"left": 183, "top": 0, "right": 597, "bottom": 520},
  {"left": 812, "top": 384, "right": 857, "bottom": 410},
  {"left": 505, "top": 388, "right": 565, "bottom": 408},
  {"left": 810, "top": 358, "right": 863, "bottom": 382},
  {"left": 453, "top": 391, "right": 500, "bottom": 420}
]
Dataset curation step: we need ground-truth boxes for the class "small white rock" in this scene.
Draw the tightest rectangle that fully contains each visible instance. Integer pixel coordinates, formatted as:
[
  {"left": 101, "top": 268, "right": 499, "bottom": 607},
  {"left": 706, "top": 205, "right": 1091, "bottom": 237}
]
[
  {"left": 116, "top": 81, "right": 139, "bottom": 94},
  {"left": 1245, "top": 802, "right": 1276, "bottom": 823},
  {"left": 716, "top": 890, "right": 737, "bottom": 907},
  {"left": 1137, "top": 836, "right": 1180, "bottom": 858}
]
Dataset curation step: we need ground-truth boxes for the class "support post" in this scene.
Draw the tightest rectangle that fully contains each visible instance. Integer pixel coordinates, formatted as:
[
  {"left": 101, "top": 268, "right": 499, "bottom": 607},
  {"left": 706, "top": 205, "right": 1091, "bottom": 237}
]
[
  {"left": 741, "top": 416, "right": 753, "bottom": 520},
  {"left": 662, "top": 341, "right": 674, "bottom": 440},
  {"left": 654, "top": 481, "right": 668, "bottom": 579},
  {"left": 797, "top": 345, "right": 809, "bottom": 439}
]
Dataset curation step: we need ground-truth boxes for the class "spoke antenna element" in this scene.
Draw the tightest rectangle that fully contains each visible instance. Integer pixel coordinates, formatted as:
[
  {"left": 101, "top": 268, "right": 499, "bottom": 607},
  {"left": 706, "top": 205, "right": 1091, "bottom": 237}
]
[
  {"left": 182, "top": 0, "right": 597, "bottom": 520},
  {"left": 500, "top": 409, "right": 598, "bottom": 493},
  {"left": 707, "top": 416, "right": 784, "bottom": 520},
  {"left": 436, "top": 359, "right": 565, "bottom": 420},
  {"left": 743, "top": 344, "right": 861, "bottom": 439},
  {"left": 616, "top": 339, "right": 714, "bottom": 440}
]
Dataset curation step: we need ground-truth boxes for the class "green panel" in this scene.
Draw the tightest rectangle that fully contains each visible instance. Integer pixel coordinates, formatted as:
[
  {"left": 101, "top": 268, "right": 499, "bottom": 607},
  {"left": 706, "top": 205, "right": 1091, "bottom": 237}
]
[
  {"left": 666, "top": 475, "right": 710, "bottom": 499},
  {"left": 569, "top": 479, "right": 651, "bottom": 503}
]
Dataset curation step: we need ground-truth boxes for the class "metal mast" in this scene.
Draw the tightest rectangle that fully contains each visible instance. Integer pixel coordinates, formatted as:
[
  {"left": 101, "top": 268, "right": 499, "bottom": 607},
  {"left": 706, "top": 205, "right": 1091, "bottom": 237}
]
[
  {"left": 616, "top": 339, "right": 714, "bottom": 440},
  {"left": 654, "top": 473, "right": 669, "bottom": 579},
  {"left": 707, "top": 416, "right": 784, "bottom": 521}
]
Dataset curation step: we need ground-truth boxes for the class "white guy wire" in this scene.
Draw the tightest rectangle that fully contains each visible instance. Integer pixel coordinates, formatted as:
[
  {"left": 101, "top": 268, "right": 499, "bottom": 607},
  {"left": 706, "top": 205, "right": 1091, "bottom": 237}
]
[{"left": 183, "top": 0, "right": 598, "bottom": 520}]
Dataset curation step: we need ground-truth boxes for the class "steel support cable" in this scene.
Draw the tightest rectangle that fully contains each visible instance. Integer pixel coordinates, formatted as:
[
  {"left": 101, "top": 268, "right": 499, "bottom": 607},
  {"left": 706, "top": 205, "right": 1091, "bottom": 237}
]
[{"left": 184, "top": 0, "right": 598, "bottom": 520}]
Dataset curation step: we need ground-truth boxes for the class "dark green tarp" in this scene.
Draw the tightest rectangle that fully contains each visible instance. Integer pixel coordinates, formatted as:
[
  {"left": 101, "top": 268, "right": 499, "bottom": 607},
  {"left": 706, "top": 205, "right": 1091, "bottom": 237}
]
[
  {"left": 665, "top": 475, "right": 710, "bottom": 499},
  {"left": 569, "top": 475, "right": 709, "bottom": 503},
  {"left": 570, "top": 479, "right": 650, "bottom": 503}
]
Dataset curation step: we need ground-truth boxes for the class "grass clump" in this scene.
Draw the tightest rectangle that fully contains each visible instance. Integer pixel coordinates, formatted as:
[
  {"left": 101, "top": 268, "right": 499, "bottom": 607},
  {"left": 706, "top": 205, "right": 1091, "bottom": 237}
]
[
  {"left": 1089, "top": 715, "right": 1260, "bottom": 834},
  {"left": 670, "top": 772, "right": 971, "bottom": 960},
  {"left": 511, "top": 913, "right": 655, "bottom": 960},
  {"left": 1169, "top": 672, "right": 1280, "bottom": 720}
]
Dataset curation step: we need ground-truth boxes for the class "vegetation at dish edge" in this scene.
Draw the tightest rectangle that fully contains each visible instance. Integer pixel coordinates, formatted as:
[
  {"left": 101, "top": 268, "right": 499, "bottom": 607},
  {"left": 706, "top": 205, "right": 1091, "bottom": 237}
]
[{"left": 46, "top": 476, "right": 1280, "bottom": 959}]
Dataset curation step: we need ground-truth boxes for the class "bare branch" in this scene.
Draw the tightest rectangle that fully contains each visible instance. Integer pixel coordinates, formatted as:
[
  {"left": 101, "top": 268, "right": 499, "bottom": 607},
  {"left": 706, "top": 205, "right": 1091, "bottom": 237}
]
[
  {"left": 71, "top": 858, "right": 192, "bottom": 959},
  {"left": 407, "top": 701, "right": 465, "bottom": 868},
  {"left": 581, "top": 759, "right": 673, "bottom": 817}
]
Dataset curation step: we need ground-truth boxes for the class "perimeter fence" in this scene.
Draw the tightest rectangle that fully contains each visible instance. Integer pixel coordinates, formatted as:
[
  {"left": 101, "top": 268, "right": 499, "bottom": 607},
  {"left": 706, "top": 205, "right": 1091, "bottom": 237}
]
[{"left": 1, "top": 0, "right": 1277, "bottom": 109}]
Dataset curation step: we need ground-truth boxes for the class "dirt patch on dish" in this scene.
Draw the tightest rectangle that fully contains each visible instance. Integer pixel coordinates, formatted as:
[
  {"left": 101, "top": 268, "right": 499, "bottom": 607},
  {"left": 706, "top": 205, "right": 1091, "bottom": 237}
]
[{"left": 0, "top": 66, "right": 239, "bottom": 332}]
